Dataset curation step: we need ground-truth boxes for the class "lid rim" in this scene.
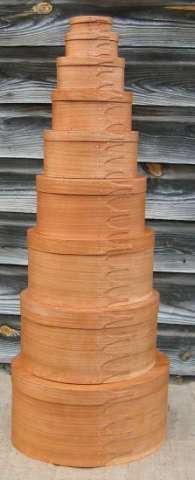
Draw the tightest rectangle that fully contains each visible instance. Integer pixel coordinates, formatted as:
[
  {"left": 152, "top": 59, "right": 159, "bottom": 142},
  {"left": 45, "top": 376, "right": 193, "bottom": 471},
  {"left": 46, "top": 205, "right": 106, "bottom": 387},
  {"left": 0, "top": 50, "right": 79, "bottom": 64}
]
[{"left": 70, "top": 16, "right": 112, "bottom": 25}]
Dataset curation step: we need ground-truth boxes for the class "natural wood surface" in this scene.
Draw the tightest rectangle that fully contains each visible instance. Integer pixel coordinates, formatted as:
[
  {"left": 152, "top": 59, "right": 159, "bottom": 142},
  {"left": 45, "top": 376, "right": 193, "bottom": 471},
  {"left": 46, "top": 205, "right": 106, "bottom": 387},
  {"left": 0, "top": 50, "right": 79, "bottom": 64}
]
[
  {"left": 56, "top": 56, "right": 125, "bottom": 92},
  {"left": 158, "top": 325, "right": 195, "bottom": 376},
  {"left": 44, "top": 130, "right": 138, "bottom": 178},
  {"left": 65, "top": 33, "right": 118, "bottom": 59},
  {"left": 0, "top": 216, "right": 194, "bottom": 273},
  {"left": 2, "top": 47, "right": 195, "bottom": 107},
  {"left": 1, "top": 4, "right": 195, "bottom": 47},
  {"left": 36, "top": 176, "right": 146, "bottom": 240},
  {"left": 20, "top": 307, "right": 157, "bottom": 383},
  {"left": 2, "top": 368, "right": 195, "bottom": 480},
  {"left": 2, "top": 105, "right": 195, "bottom": 165},
  {"left": 52, "top": 99, "right": 132, "bottom": 133},
  {"left": 0, "top": 2, "right": 194, "bottom": 376},
  {"left": 11, "top": 15, "right": 169, "bottom": 466},
  {"left": 2, "top": 322, "right": 195, "bottom": 375},
  {"left": 0, "top": 0, "right": 193, "bottom": 6},
  {"left": 28, "top": 226, "right": 153, "bottom": 255},
  {"left": 2, "top": 267, "right": 195, "bottom": 327},
  {"left": 0, "top": 213, "right": 181, "bottom": 262},
  {"left": 0, "top": 166, "right": 194, "bottom": 222},
  {"left": 12, "top": 352, "right": 168, "bottom": 467},
  {"left": 21, "top": 288, "right": 159, "bottom": 330},
  {"left": 28, "top": 247, "right": 154, "bottom": 308},
  {"left": 20, "top": 288, "right": 158, "bottom": 383}
]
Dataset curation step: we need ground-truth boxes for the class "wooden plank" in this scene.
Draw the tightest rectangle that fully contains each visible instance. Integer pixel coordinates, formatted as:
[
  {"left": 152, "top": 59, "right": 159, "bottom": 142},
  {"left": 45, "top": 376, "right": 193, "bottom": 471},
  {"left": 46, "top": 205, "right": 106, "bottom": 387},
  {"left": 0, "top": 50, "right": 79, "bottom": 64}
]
[
  {"left": 1, "top": 4, "right": 195, "bottom": 47},
  {"left": 0, "top": 0, "right": 194, "bottom": 5},
  {"left": 1, "top": 47, "right": 195, "bottom": 107},
  {"left": 0, "top": 158, "right": 42, "bottom": 173},
  {"left": 0, "top": 212, "right": 34, "bottom": 249},
  {"left": 0, "top": 314, "right": 20, "bottom": 329},
  {"left": 125, "top": 48, "right": 195, "bottom": 107},
  {"left": 0, "top": 337, "right": 20, "bottom": 363},
  {"left": 0, "top": 317, "right": 20, "bottom": 362},
  {"left": 146, "top": 165, "right": 195, "bottom": 220},
  {"left": 0, "top": 46, "right": 57, "bottom": 105},
  {"left": 167, "top": 5, "right": 195, "bottom": 10},
  {"left": 157, "top": 326, "right": 195, "bottom": 376},
  {"left": 0, "top": 105, "right": 50, "bottom": 159},
  {"left": 0, "top": 214, "right": 194, "bottom": 273},
  {"left": 149, "top": 220, "right": 195, "bottom": 273},
  {"left": 154, "top": 273, "right": 195, "bottom": 326},
  {"left": 0, "top": 212, "right": 34, "bottom": 265},
  {"left": 0, "top": 165, "right": 194, "bottom": 220},
  {"left": 1, "top": 105, "right": 195, "bottom": 164},
  {"left": 0, "top": 266, "right": 27, "bottom": 315},
  {"left": 134, "top": 106, "right": 195, "bottom": 164},
  {"left": 0, "top": 267, "right": 194, "bottom": 326}
]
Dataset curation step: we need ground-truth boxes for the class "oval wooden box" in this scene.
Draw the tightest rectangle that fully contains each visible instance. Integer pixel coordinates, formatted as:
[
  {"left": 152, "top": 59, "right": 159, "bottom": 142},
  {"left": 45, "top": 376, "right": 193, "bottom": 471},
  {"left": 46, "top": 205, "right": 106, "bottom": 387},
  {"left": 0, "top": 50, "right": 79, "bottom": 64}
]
[
  {"left": 69, "top": 15, "right": 113, "bottom": 34},
  {"left": 56, "top": 57, "right": 124, "bottom": 91},
  {"left": 65, "top": 31, "right": 118, "bottom": 58},
  {"left": 12, "top": 352, "right": 169, "bottom": 467},
  {"left": 28, "top": 225, "right": 153, "bottom": 255},
  {"left": 44, "top": 130, "right": 138, "bottom": 179},
  {"left": 52, "top": 95, "right": 132, "bottom": 133},
  {"left": 27, "top": 237, "right": 154, "bottom": 309},
  {"left": 21, "top": 287, "right": 159, "bottom": 329},
  {"left": 36, "top": 176, "right": 146, "bottom": 239},
  {"left": 20, "top": 289, "right": 159, "bottom": 384},
  {"left": 11, "top": 13, "right": 169, "bottom": 468}
]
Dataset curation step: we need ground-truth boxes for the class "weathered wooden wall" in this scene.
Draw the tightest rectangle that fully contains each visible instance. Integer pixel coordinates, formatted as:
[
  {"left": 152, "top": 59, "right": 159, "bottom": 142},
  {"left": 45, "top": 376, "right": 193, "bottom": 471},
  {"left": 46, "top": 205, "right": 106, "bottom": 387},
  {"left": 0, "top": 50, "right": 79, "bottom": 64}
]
[{"left": 0, "top": 1, "right": 195, "bottom": 375}]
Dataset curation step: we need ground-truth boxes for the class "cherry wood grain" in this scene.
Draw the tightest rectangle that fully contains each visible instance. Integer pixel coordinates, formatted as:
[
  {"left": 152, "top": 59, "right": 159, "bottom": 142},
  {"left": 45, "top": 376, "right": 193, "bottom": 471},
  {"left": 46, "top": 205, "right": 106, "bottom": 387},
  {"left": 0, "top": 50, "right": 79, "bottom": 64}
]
[
  {"left": 12, "top": 352, "right": 169, "bottom": 467},
  {"left": 28, "top": 226, "right": 154, "bottom": 255},
  {"left": 52, "top": 97, "right": 132, "bottom": 133},
  {"left": 21, "top": 315, "right": 157, "bottom": 383},
  {"left": 0, "top": 2, "right": 194, "bottom": 379},
  {"left": 36, "top": 176, "right": 146, "bottom": 240},
  {"left": 28, "top": 247, "right": 154, "bottom": 309},
  {"left": 44, "top": 130, "right": 138, "bottom": 178},
  {"left": 20, "top": 285, "right": 158, "bottom": 384},
  {"left": 12, "top": 15, "right": 168, "bottom": 466}
]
